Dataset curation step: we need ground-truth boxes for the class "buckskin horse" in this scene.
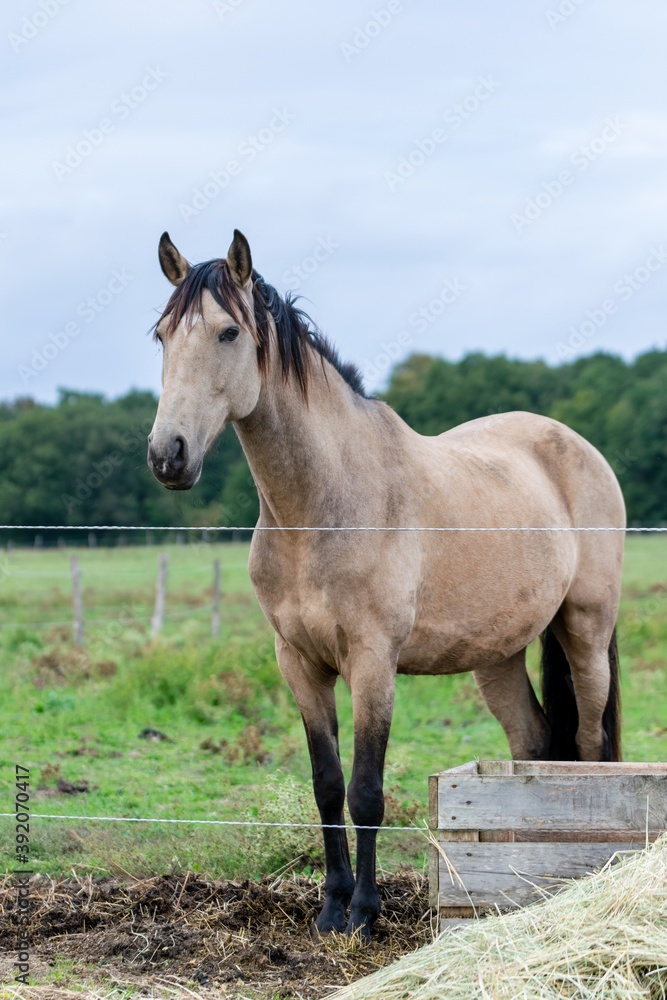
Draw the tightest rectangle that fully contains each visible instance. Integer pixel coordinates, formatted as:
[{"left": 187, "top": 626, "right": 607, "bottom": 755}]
[{"left": 147, "top": 230, "right": 625, "bottom": 940}]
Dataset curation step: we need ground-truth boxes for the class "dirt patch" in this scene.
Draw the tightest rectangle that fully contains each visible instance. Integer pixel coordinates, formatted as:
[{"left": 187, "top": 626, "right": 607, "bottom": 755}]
[{"left": 0, "top": 871, "right": 431, "bottom": 997}]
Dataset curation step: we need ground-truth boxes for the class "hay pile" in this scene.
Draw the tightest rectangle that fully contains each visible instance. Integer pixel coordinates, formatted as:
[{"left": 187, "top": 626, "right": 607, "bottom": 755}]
[{"left": 333, "top": 837, "right": 667, "bottom": 999}]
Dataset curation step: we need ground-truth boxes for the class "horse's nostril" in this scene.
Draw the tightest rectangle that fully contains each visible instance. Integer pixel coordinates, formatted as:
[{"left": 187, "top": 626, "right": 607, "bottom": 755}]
[{"left": 171, "top": 436, "right": 187, "bottom": 471}]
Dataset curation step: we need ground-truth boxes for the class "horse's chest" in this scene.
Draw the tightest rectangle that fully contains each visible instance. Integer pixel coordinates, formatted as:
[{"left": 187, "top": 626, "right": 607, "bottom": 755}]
[
  {"left": 248, "top": 543, "right": 336, "bottom": 657},
  {"left": 258, "top": 583, "right": 350, "bottom": 669},
  {"left": 248, "top": 536, "right": 415, "bottom": 669}
]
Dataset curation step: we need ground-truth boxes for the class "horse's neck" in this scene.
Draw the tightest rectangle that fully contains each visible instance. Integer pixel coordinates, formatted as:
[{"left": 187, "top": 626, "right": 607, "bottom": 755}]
[{"left": 234, "top": 355, "right": 370, "bottom": 526}]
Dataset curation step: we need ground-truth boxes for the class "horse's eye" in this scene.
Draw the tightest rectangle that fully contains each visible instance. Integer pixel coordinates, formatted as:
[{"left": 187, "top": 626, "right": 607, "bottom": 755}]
[{"left": 219, "top": 326, "right": 240, "bottom": 343}]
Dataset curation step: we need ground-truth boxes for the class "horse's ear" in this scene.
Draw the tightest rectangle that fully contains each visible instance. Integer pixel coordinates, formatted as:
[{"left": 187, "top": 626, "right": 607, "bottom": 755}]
[
  {"left": 158, "top": 232, "right": 191, "bottom": 286},
  {"left": 226, "top": 229, "right": 253, "bottom": 288}
]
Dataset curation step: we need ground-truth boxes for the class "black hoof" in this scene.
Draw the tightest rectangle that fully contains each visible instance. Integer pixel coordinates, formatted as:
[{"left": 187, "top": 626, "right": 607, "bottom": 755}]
[
  {"left": 345, "top": 915, "right": 374, "bottom": 944},
  {"left": 313, "top": 900, "right": 347, "bottom": 937}
]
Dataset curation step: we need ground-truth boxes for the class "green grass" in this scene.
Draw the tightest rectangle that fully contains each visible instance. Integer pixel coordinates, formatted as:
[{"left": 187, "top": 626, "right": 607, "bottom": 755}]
[{"left": 0, "top": 537, "right": 665, "bottom": 879}]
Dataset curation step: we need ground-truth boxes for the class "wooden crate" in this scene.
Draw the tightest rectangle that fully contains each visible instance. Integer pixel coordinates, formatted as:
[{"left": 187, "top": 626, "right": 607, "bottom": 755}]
[{"left": 429, "top": 760, "right": 667, "bottom": 917}]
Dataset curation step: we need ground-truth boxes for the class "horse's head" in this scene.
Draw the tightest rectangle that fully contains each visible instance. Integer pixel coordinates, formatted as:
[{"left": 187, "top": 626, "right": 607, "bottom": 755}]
[{"left": 148, "top": 230, "right": 261, "bottom": 490}]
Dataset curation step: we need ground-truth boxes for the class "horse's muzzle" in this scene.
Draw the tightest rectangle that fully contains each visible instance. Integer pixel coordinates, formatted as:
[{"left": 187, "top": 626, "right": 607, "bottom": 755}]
[{"left": 147, "top": 435, "right": 201, "bottom": 490}]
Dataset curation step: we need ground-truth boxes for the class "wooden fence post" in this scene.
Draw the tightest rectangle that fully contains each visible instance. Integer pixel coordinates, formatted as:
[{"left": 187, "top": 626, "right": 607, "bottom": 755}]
[
  {"left": 212, "top": 558, "right": 221, "bottom": 638},
  {"left": 70, "top": 555, "right": 84, "bottom": 646},
  {"left": 151, "top": 553, "right": 168, "bottom": 638}
]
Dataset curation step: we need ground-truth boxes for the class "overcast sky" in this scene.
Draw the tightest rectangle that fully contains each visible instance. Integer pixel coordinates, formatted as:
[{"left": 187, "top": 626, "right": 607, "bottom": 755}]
[{"left": 2, "top": 0, "right": 667, "bottom": 403}]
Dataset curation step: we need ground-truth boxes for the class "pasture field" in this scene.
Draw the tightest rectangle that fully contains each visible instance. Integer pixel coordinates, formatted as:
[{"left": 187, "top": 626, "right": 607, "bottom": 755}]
[
  {"left": 0, "top": 536, "right": 665, "bottom": 996},
  {"left": 0, "top": 535, "right": 666, "bottom": 880}
]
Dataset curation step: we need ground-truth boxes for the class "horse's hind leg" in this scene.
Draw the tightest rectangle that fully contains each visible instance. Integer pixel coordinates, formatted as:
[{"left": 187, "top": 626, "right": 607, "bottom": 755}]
[
  {"left": 551, "top": 602, "right": 617, "bottom": 761},
  {"left": 474, "top": 649, "right": 550, "bottom": 760},
  {"left": 275, "top": 636, "right": 354, "bottom": 933}
]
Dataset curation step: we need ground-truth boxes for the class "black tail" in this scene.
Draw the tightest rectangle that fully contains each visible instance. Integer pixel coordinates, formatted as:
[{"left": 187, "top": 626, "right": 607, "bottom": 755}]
[
  {"left": 541, "top": 626, "right": 578, "bottom": 760},
  {"left": 602, "top": 629, "right": 622, "bottom": 761},
  {"left": 541, "top": 626, "right": 621, "bottom": 761}
]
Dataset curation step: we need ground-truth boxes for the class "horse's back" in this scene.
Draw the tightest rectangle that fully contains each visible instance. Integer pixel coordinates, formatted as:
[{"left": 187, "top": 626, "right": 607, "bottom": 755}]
[{"left": 425, "top": 410, "right": 625, "bottom": 529}]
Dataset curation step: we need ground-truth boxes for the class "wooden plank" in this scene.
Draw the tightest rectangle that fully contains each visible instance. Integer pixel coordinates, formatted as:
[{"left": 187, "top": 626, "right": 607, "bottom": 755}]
[
  {"left": 479, "top": 760, "right": 515, "bottom": 776},
  {"left": 514, "top": 830, "right": 657, "bottom": 844},
  {"left": 479, "top": 762, "right": 515, "bottom": 839},
  {"left": 428, "top": 774, "right": 439, "bottom": 829},
  {"left": 431, "top": 761, "right": 667, "bottom": 779},
  {"left": 431, "top": 826, "right": 479, "bottom": 906},
  {"left": 438, "top": 830, "right": 480, "bottom": 842},
  {"left": 428, "top": 843, "right": 439, "bottom": 909},
  {"left": 436, "top": 841, "right": 638, "bottom": 909},
  {"left": 428, "top": 774, "right": 440, "bottom": 908},
  {"left": 430, "top": 761, "right": 479, "bottom": 779},
  {"left": 510, "top": 761, "right": 667, "bottom": 776},
  {"left": 437, "top": 774, "right": 667, "bottom": 831},
  {"left": 439, "top": 909, "right": 477, "bottom": 922},
  {"left": 480, "top": 830, "right": 518, "bottom": 842}
]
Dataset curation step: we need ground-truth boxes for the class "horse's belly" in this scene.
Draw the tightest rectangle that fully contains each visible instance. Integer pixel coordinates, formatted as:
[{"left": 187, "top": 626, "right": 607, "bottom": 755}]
[
  {"left": 397, "top": 582, "right": 566, "bottom": 675},
  {"left": 397, "top": 628, "right": 532, "bottom": 675},
  {"left": 397, "top": 618, "right": 540, "bottom": 675}
]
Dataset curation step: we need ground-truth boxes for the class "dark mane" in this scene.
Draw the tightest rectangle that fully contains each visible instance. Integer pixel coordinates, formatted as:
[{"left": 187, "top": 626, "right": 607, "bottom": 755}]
[{"left": 156, "top": 259, "right": 368, "bottom": 399}]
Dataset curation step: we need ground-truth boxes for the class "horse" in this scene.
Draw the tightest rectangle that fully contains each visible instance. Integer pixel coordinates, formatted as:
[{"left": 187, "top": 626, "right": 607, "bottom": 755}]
[{"left": 147, "top": 229, "right": 625, "bottom": 940}]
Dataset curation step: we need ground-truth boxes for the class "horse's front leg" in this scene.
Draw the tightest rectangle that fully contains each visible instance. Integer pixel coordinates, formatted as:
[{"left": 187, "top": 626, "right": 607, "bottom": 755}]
[
  {"left": 345, "top": 652, "right": 396, "bottom": 940},
  {"left": 274, "top": 636, "right": 354, "bottom": 933}
]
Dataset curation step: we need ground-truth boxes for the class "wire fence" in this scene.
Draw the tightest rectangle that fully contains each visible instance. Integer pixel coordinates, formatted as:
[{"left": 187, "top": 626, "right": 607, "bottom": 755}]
[
  {"left": 0, "top": 812, "right": 424, "bottom": 833},
  {"left": 1, "top": 524, "right": 667, "bottom": 532}
]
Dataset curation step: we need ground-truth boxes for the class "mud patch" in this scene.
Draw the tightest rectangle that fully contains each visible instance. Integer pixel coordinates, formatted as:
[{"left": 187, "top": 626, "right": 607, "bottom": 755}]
[{"left": 0, "top": 871, "right": 431, "bottom": 997}]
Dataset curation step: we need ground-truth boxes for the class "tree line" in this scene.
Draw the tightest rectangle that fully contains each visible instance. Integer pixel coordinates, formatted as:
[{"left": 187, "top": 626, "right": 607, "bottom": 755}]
[{"left": 0, "top": 348, "right": 665, "bottom": 542}]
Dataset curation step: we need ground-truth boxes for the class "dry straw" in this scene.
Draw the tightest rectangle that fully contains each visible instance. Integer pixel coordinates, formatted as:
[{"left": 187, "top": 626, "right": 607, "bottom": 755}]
[{"left": 332, "top": 836, "right": 667, "bottom": 1000}]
